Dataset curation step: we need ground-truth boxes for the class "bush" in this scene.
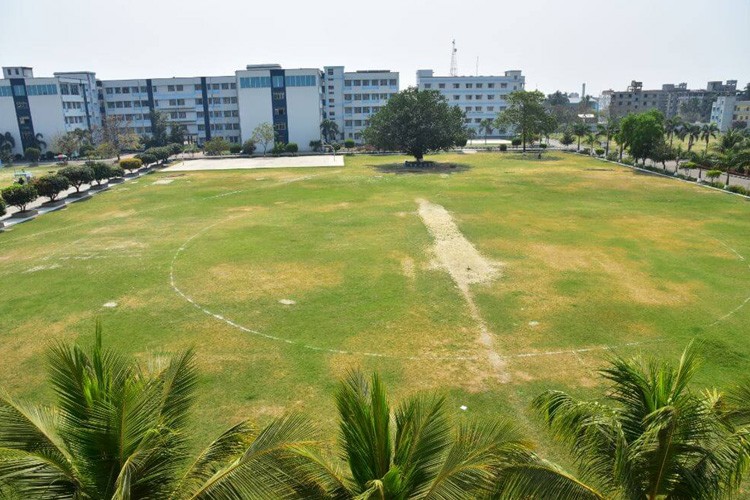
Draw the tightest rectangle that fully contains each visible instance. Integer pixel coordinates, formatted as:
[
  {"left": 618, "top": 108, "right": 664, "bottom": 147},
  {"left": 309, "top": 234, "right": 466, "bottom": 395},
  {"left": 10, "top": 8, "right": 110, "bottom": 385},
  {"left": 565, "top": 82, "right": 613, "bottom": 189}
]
[
  {"left": 44, "top": 151, "right": 57, "bottom": 161},
  {"left": 109, "top": 164, "right": 125, "bottom": 178},
  {"left": 580, "top": 148, "right": 590, "bottom": 155},
  {"left": 681, "top": 161, "right": 697, "bottom": 170},
  {"left": 620, "top": 158, "right": 634, "bottom": 165},
  {"left": 705, "top": 169, "right": 723, "bottom": 181},
  {"left": 242, "top": 140, "right": 256, "bottom": 155},
  {"left": 285, "top": 142, "right": 298, "bottom": 154},
  {"left": 32, "top": 174, "right": 70, "bottom": 202},
  {"left": 136, "top": 153, "right": 157, "bottom": 166},
  {"left": 119, "top": 158, "right": 143, "bottom": 172},
  {"left": 309, "top": 140, "right": 322, "bottom": 152},
  {"left": 606, "top": 152, "right": 619, "bottom": 161},
  {"left": 87, "top": 161, "right": 112, "bottom": 185},
  {"left": 58, "top": 165, "right": 95, "bottom": 192},
  {"left": 2, "top": 183, "right": 38, "bottom": 211},
  {"left": 168, "top": 143, "right": 184, "bottom": 155},
  {"left": 344, "top": 138, "right": 355, "bottom": 149},
  {"left": 79, "top": 144, "right": 96, "bottom": 158},
  {"left": 511, "top": 138, "right": 522, "bottom": 147},
  {"left": 229, "top": 144, "right": 242, "bottom": 154},
  {"left": 146, "top": 147, "right": 171, "bottom": 163},
  {"left": 499, "top": 144, "right": 508, "bottom": 152},
  {"left": 595, "top": 148, "right": 605, "bottom": 156},
  {"left": 24, "top": 147, "right": 41, "bottom": 163},
  {"left": 539, "top": 143, "right": 548, "bottom": 149},
  {"left": 0, "top": 197, "right": 5, "bottom": 217},
  {"left": 203, "top": 138, "right": 230, "bottom": 156},
  {"left": 332, "top": 143, "right": 342, "bottom": 152},
  {"left": 727, "top": 185, "right": 749, "bottom": 196},
  {"left": 271, "top": 143, "right": 287, "bottom": 155}
]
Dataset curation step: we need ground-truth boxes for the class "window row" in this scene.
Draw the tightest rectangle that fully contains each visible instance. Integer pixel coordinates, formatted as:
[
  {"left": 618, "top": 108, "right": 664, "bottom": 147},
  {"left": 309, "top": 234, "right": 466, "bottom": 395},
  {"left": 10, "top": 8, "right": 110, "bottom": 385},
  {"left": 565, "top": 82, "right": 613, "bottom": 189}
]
[
  {"left": 285, "top": 75, "right": 317, "bottom": 87},
  {"left": 423, "top": 82, "right": 508, "bottom": 90},
  {"left": 106, "top": 86, "right": 146, "bottom": 95},
  {"left": 65, "top": 116, "right": 85, "bottom": 124},
  {"left": 64, "top": 101, "right": 83, "bottom": 109},
  {"left": 107, "top": 100, "right": 150, "bottom": 109},
  {"left": 343, "top": 106, "right": 382, "bottom": 114},
  {"left": 195, "top": 97, "right": 238, "bottom": 105},
  {"left": 344, "top": 79, "right": 397, "bottom": 87},
  {"left": 27, "top": 84, "right": 59, "bottom": 96},
  {"left": 344, "top": 120, "right": 370, "bottom": 127},
  {"left": 197, "top": 110, "right": 239, "bottom": 118},
  {"left": 343, "top": 93, "right": 394, "bottom": 101},
  {"left": 196, "top": 123, "right": 241, "bottom": 131}
]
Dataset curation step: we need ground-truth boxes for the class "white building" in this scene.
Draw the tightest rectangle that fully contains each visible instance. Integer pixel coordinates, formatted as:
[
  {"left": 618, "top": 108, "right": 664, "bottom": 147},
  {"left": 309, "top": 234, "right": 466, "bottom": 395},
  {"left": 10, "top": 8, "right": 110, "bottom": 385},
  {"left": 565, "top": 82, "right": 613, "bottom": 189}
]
[
  {"left": 322, "top": 67, "right": 399, "bottom": 143},
  {"left": 1, "top": 66, "right": 99, "bottom": 155},
  {"left": 416, "top": 69, "right": 524, "bottom": 137},
  {"left": 711, "top": 95, "right": 750, "bottom": 132},
  {"left": 236, "top": 64, "right": 323, "bottom": 150}
]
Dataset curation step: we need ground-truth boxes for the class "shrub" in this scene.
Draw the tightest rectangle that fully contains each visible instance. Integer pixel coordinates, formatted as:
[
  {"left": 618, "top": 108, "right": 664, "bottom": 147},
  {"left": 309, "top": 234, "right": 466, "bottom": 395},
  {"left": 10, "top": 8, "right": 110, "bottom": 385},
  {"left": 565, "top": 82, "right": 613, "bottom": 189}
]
[
  {"left": 0, "top": 198, "right": 5, "bottom": 217},
  {"left": 24, "top": 147, "right": 41, "bottom": 163},
  {"left": 511, "top": 138, "right": 522, "bottom": 147},
  {"left": 168, "top": 143, "right": 184, "bottom": 155},
  {"left": 242, "top": 140, "right": 256, "bottom": 155},
  {"left": 87, "top": 161, "right": 112, "bottom": 185},
  {"left": 119, "top": 158, "right": 143, "bottom": 173},
  {"left": 309, "top": 140, "right": 322, "bottom": 152},
  {"left": 539, "top": 143, "right": 548, "bottom": 149},
  {"left": 32, "top": 174, "right": 70, "bottom": 201},
  {"left": 595, "top": 148, "right": 605, "bottom": 156},
  {"left": 727, "top": 185, "right": 748, "bottom": 195},
  {"left": 229, "top": 144, "right": 242, "bottom": 154},
  {"left": 109, "top": 164, "right": 125, "bottom": 178},
  {"left": 332, "top": 143, "right": 342, "bottom": 152},
  {"left": 499, "top": 144, "right": 508, "bottom": 152},
  {"left": 620, "top": 158, "right": 634, "bottom": 165},
  {"left": 2, "top": 183, "right": 38, "bottom": 211},
  {"left": 708, "top": 181, "right": 724, "bottom": 188},
  {"left": 58, "top": 165, "right": 95, "bottom": 192},
  {"left": 580, "top": 148, "right": 590, "bottom": 155},
  {"left": 706, "top": 169, "right": 722, "bottom": 181},
  {"left": 146, "top": 147, "right": 171, "bottom": 163},
  {"left": 285, "top": 142, "right": 298, "bottom": 154},
  {"left": 344, "top": 138, "right": 355, "bottom": 149},
  {"left": 203, "top": 138, "right": 230, "bottom": 156},
  {"left": 681, "top": 161, "right": 697, "bottom": 170},
  {"left": 606, "top": 152, "right": 619, "bottom": 161},
  {"left": 271, "top": 142, "right": 287, "bottom": 155},
  {"left": 79, "top": 144, "right": 96, "bottom": 158},
  {"left": 44, "top": 151, "right": 57, "bottom": 161},
  {"left": 136, "top": 153, "right": 157, "bottom": 166}
]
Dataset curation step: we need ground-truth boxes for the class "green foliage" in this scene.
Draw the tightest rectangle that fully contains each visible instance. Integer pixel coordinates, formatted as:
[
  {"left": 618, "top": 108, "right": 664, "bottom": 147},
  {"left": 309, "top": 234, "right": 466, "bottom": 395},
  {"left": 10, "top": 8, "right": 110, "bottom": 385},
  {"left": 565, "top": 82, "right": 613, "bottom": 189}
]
[
  {"left": 726, "top": 185, "right": 748, "bottom": 195},
  {"left": 242, "top": 140, "right": 256, "bottom": 155},
  {"left": 94, "top": 142, "right": 117, "bottom": 160},
  {"left": 271, "top": 142, "right": 287, "bottom": 155},
  {"left": 363, "top": 88, "right": 468, "bottom": 161},
  {"left": 527, "top": 342, "right": 750, "bottom": 500},
  {"left": 168, "top": 124, "right": 186, "bottom": 145},
  {"left": 146, "top": 110, "right": 170, "bottom": 147},
  {"left": 87, "top": 161, "right": 112, "bottom": 185},
  {"left": 2, "top": 183, "right": 38, "bottom": 211},
  {"left": 308, "top": 140, "right": 322, "bottom": 152},
  {"left": 560, "top": 130, "right": 575, "bottom": 147},
  {"left": 229, "top": 144, "right": 242, "bottom": 154},
  {"left": 344, "top": 138, "right": 355, "bottom": 148},
  {"left": 511, "top": 138, "right": 522, "bottom": 147},
  {"left": 285, "top": 142, "right": 298, "bottom": 154},
  {"left": 136, "top": 153, "right": 157, "bottom": 166},
  {"left": 499, "top": 144, "right": 508, "bottom": 151},
  {"left": 0, "top": 197, "right": 5, "bottom": 217},
  {"left": 203, "top": 137, "right": 230, "bottom": 156},
  {"left": 24, "top": 147, "right": 41, "bottom": 163},
  {"left": 167, "top": 143, "right": 184, "bottom": 155},
  {"left": 0, "top": 325, "right": 324, "bottom": 499},
  {"left": 79, "top": 143, "right": 96, "bottom": 158},
  {"left": 119, "top": 158, "right": 143, "bottom": 172},
  {"left": 108, "top": 164, "right": 125, "bottom": 178},
  {"left": 320, "top": 119, "right": 340, "bottom": 142},
  {"left": 32, "top": 174, "right": 69, "bottom": 202},
  {"left": 619, "top": 110, "right": 665, "bottom": 163},
  {"left": 706, "top": 169, "right": 723, "bottom": 180},
  {"left": 251, "top": 123, "right": 275, "bottom": 155},
  {"left": 495, "top": 90, "right": 556, "bottom": 151},
  {"left": 58, "top": 165, "right": 95, "bottom": 192},
  {"left": 594, "top": 148, "right": 605, "bottom": 156},
  {"left": 52, "top": 132, "right": 81, "bottom": 157},
  {"left": 145, "top": 147, "right": 171, "bottom": 162}
]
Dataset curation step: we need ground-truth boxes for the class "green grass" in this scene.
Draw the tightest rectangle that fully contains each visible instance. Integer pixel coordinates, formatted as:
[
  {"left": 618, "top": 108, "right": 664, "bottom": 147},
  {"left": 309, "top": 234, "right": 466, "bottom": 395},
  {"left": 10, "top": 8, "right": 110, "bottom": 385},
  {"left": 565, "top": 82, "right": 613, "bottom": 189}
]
[{"left": 1, "top": 152, "right": 749, "bottom": 454}]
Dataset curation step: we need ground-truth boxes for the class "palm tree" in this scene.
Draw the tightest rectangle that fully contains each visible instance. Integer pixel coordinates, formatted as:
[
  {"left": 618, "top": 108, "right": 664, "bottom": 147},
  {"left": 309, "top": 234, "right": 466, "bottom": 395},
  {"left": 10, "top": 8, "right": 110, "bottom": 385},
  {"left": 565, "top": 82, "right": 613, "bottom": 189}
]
[
  {"left": 0, "top": 131, "right": 14, "bottom": 152},
  {"left": 664, "top": 116, "right": 683, "bottom": 148},
  {"left": 479, "top": 118, "right": 495, "bottom": 145},
  {"left": 714, "top": 128, "right": 746, "bottom": 153},
  {"left": 597, "top": 121, "right": 618, "bottom": 157},
  {"left": 573, "top": 123, "right": 588, "bottom": 152},
  {"left": 684, "top": 123, "right": 701, "bottom": 152},
  {"left": 700, "top": 122, "right": 719, "bottom": 153},
  {"left": 31, "top": 132, "right": 47, "bottom": 151},
  {"left": 0, "top": 324, "right": 323, "bottom": 499},
  {"left": 320, "top": 119, "right": 340, "bottom": 143},
  {"left": 297, "top": 371, "right": 540, "bottom": 499},
  {"left": 500, "top": 343, "right": 750, "bottom": 499},
  {"left": 585, "top": 131, "right": 601, "bottom": 155}
]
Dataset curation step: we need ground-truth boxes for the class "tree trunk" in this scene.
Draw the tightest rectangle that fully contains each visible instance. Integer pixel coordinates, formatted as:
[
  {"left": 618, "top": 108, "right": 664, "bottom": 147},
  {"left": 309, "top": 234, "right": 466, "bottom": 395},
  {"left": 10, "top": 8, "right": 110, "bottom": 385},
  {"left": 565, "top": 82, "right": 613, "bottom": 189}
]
[
  {"left": 577, "top": 137, "right": 581, "bottom": 151},
  {"left": 605, "top": 138, "right": 610, "bottom": 157},
  {"left": 727, "top": 171, "right": 731, "bottom": 186},
  {"left": 522, "top": 136, "right": 526, "bottom": 152}
]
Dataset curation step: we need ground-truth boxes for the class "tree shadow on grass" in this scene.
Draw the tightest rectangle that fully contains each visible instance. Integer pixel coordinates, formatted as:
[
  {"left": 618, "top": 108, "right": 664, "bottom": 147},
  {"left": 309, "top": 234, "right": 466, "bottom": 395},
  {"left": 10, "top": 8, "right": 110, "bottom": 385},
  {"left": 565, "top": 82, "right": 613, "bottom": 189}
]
[{"left": 372, "top": 161, "right": 471, "bottom": 175}]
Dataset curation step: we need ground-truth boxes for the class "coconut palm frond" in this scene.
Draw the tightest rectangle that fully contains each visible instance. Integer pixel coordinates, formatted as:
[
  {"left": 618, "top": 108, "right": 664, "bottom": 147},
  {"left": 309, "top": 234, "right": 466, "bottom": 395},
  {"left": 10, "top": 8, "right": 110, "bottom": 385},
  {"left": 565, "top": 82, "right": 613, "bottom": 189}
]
[
  {"left": 493, "top": 461, "right": 606, "bottom": 500},
  {"left": 155, "top": 348, "right": 198, "bottom": 431}
]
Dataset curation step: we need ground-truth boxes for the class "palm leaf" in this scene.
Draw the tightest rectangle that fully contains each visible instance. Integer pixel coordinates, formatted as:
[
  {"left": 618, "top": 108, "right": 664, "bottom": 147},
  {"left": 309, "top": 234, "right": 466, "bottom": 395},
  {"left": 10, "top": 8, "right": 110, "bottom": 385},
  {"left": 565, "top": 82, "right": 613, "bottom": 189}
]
[{"left": 493, "top": 461, "right": 605, "bottom": 500}]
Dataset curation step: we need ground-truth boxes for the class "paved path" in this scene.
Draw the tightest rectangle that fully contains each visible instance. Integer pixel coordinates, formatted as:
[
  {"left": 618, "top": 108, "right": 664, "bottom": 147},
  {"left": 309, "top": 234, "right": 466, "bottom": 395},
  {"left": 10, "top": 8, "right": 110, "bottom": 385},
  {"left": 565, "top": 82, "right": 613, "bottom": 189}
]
[{"left": 163, "top": 155, "right": 344, "bottom": 172}]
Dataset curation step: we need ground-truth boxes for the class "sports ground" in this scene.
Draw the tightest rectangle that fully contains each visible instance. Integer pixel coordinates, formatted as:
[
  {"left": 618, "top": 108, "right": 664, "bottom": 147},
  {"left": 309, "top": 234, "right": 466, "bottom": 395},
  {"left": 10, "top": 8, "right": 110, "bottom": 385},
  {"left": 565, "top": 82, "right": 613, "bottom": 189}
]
[{"left": 1, "top": 152, "right": 748, "bottom": 444}]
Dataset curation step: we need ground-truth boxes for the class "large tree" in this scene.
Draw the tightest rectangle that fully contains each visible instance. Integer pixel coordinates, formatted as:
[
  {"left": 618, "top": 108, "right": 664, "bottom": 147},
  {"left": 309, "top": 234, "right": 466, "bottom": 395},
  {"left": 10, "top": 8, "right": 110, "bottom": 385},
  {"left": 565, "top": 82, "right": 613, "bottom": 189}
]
[
  {"left": 495, "top": 90, "right": 556, "bottom": 152},
  {"left": 93, "top": 115, "right": 140, "bottom": 160},
  {"left": 498, "top": 343, "right": 750, "bottom": 500},
  {"left": 0, "top": 325, "right": 325, "bottom": 499},
  {"left": 363, "top": 87, "right": 468, "bottom": 161},
  {"left": 618, "top": 110, "right": 665, "bottom": 165},
  {"left": 251, "top": 122, "right": 275, "bottom": 156}
]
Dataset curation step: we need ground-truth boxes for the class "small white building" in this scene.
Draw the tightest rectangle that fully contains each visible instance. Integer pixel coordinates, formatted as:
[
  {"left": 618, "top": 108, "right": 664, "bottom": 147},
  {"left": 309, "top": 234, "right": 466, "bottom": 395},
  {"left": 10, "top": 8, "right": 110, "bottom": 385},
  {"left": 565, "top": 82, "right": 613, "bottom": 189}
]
[
  {"left": 323, "top": 67, "right": 399, "bottom": 143},
  {"left": 415, "top": 69, "right": 524, "bottom": 137},
  {"left": 236, "top": 64, "right": 323, "bottom": 151},
  {"left": 711, "top": 95, "right": 750, "bottom": 132},
  {"left": 0, "top": 66, "right": 98, "bottom": 155}
]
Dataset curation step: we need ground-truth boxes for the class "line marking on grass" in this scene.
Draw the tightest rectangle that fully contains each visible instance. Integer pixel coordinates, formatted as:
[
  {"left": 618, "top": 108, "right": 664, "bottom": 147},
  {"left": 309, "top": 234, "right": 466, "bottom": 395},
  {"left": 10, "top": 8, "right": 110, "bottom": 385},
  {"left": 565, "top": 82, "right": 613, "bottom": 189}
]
[{"left": 708, "top": 236, "right": 750, "bottom": 326}]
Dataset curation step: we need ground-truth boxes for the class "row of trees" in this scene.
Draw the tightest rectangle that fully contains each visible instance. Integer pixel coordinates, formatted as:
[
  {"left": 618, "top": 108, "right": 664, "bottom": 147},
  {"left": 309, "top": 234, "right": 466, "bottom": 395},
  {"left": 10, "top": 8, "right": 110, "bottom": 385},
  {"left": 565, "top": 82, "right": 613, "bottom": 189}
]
[{"left": 1, "top": 332, "right": 749, "bottom": 499}]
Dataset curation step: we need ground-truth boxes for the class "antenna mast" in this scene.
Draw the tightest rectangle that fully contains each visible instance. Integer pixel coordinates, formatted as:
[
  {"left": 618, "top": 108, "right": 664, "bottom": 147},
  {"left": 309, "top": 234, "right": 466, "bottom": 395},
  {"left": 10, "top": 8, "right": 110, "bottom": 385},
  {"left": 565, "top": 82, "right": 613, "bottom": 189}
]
[{"left": 450, "top": 40, "right": 458, "bottom": 77}]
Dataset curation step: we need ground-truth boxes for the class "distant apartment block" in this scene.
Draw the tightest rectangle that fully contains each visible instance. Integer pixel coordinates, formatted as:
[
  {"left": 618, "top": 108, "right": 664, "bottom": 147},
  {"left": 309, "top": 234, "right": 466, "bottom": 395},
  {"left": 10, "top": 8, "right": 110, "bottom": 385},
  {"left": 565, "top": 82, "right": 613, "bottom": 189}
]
[
  {"left": 601, "top": 80, "right": 738, "bottom": 120},
  {"left": 710, "top": 95, "right": 750, "bottom": 131},
  {"left": 1, "top": 66, "right": 101, "bottom": 154},
  {"left": 322, "top": 67, "right": 399, "bottom": 142},
  {"left": 416, "top": 69, "right": 524, "bottom": 137}
]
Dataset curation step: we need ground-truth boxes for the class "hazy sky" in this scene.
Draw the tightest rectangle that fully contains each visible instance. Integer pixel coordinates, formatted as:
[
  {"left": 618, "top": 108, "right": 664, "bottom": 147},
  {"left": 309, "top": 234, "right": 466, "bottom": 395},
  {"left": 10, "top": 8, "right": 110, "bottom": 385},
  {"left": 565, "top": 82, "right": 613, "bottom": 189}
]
[{"left": 2, "top": 0, "right": 749, "bottom": 96}]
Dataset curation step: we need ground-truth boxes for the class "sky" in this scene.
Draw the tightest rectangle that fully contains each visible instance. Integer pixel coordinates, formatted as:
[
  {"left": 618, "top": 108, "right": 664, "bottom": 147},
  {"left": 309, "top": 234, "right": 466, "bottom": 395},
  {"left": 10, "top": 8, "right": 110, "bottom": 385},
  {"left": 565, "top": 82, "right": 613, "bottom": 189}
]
[{"left": 2, "top": 0, "right": 749, "bottom": 96}]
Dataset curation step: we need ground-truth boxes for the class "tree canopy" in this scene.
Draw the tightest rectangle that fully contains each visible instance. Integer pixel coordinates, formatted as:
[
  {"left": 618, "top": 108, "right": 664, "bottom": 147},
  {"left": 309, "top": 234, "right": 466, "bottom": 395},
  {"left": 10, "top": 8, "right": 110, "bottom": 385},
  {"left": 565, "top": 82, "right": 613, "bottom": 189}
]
[
  {"left": 495, "top": 90, "right": 556, "bottom": 151},
  {"left": 363, "top": 87, "right": 468, "bottom": 161},
  {"left": 619, "top": 110, "right": 665, "bottom": 164}
]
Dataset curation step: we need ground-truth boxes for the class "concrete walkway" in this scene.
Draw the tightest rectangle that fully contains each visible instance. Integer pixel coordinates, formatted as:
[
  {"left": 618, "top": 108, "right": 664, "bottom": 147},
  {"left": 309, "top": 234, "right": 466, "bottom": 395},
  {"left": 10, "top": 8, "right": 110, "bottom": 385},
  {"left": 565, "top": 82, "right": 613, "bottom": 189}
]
[{"left": 163, "top": 155, "right": 344, "bottom": 172}]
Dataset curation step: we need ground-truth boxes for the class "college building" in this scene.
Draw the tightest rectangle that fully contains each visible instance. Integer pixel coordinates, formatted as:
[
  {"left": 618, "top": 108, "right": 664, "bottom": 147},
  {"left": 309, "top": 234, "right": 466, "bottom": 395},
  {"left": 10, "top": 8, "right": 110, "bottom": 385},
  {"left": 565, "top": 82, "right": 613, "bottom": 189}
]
[
  {"left": 710, "top": 95, "right": 750, "bottom": 132},
  {"left": 415, "top": 69, "right": 524, "bottom": 137}
]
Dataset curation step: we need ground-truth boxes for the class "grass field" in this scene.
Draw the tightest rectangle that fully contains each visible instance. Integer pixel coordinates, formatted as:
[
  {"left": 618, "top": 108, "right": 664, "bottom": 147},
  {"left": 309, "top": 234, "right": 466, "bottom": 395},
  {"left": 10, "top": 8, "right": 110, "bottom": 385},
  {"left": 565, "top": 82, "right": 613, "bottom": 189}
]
[{"left": 1, "top": 152, "right": 749, "bottom": 454}]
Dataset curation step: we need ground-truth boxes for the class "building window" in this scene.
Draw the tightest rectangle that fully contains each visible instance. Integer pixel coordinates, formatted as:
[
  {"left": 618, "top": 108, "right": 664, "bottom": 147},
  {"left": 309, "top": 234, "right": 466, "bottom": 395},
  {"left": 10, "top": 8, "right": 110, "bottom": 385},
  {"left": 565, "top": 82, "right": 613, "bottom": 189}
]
[
  {"left": 211, "top": 83, "right": 220, "bottom": 90},
  {"left": 389, "top": 79, "right": 396, "bottom": 85},
  {"left": 221, "top": 83, "right": 229, "bottom": 89},
  {"left": 424, "top": 84, "right": 432, "bottom": 89},
  {"left": 106, "top": 88, "right": 113, "bottom": 94},
  {"left": 439, "top": 83, "right": 445, "bottom": 89},
  {"left": 195, "top": 84, "right": 202, "bottom": 91}
]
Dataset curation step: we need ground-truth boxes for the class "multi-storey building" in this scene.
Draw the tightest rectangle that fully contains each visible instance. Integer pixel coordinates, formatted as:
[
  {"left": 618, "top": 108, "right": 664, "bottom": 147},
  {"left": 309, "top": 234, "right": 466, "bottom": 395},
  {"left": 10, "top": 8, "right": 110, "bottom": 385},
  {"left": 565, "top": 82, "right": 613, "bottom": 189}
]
[
  {"left": 415, "top": 69, "right": 524, "bottom": 137},
  {"left": 0, "top": 66, "right": 100, "bottom": 155},
  {"left": 710, "top": 95, "right": 750, "bottom": 131},
  {"left": 322, "top": 67, "right": 399, "bottom": 142},
  {"left": 602, "top": 80, "right": 739, "bottom": 120},
  {"left": 236, "top": 64, "right": 323, "bottom": 148}
]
